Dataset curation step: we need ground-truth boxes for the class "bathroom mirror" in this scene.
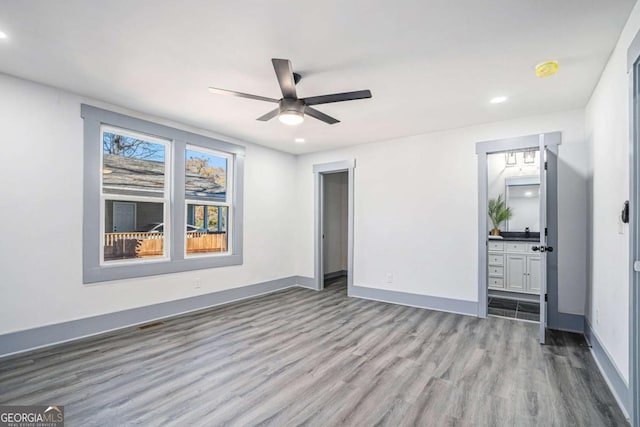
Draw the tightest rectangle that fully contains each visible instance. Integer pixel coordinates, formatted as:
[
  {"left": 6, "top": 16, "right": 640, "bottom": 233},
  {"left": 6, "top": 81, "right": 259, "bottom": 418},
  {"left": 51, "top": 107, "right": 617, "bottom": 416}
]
[{"left": 505, "top": 176, "right": 540, "bottom": 232}]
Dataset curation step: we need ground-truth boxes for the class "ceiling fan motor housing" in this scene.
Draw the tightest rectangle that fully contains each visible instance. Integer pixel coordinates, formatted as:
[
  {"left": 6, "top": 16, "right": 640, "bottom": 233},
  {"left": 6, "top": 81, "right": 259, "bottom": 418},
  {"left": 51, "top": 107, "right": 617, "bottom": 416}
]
[{"left": 280, "top": 98, "right": 305, "bottom": 115}]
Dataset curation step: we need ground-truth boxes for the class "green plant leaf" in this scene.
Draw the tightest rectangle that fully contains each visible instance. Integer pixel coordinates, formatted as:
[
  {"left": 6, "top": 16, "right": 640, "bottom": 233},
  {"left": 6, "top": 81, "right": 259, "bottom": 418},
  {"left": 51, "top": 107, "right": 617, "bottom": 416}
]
[{"left": 488, "top": 194, "right": 513, "bottom": 230}]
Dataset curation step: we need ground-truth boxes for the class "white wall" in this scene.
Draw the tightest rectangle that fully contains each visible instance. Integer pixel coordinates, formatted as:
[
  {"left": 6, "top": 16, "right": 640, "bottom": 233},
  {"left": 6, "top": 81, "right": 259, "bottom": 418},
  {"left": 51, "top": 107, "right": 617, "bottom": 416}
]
[
  {"left": 295, "top": 109, "right": 588, "bottom": 313},
  {"left": 585, "top": 1, "right": 640, "bottom": 384},
  {"left": 0, "top": 73, "right": 298, "bottom": 335},
  {"left": 323, "top": 172, "right": 348, "bottom": 274}
]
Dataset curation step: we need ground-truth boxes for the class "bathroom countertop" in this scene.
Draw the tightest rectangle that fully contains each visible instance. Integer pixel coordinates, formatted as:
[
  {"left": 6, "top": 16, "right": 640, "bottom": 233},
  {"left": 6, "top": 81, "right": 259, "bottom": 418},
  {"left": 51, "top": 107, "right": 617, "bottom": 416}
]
[
  {"left": 489, "top": 232, "right": 540, "bottom": 242},
  {"left": 498, "top": 236, "right": 540, "bottom": 242}
]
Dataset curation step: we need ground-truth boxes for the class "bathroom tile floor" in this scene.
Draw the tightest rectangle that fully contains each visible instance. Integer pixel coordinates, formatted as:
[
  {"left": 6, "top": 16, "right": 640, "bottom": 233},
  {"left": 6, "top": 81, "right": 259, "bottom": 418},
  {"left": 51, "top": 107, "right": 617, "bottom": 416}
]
[{"left": 488, "top": 297, "right": 540, "bottom": 322}]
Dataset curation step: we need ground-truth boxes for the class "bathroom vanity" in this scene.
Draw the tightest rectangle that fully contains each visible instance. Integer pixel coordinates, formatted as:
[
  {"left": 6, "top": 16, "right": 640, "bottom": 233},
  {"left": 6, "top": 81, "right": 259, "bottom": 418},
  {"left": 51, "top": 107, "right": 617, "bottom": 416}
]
[{"left": 488, "top": 237, "right": 540, "bottom": 295}]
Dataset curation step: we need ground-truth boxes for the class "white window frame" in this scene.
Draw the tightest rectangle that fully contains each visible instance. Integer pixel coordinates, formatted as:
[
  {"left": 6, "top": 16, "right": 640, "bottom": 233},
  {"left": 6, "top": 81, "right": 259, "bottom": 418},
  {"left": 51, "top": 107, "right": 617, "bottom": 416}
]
[
  {"left": 82, "top": 104, "right": 245, "bottom": 284},
  {"left": 99, "top": 125, "right": 172, "bottom": 267},
  {"left": 184, "top": 145, "right": 234, "bottom": 258}
]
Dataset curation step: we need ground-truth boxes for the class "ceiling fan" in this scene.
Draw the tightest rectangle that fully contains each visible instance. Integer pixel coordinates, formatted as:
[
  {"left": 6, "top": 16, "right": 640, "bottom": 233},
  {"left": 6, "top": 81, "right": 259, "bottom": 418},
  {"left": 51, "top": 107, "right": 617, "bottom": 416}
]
[{"left": 208, "top": 58, "right": 372, "bottom": 126}]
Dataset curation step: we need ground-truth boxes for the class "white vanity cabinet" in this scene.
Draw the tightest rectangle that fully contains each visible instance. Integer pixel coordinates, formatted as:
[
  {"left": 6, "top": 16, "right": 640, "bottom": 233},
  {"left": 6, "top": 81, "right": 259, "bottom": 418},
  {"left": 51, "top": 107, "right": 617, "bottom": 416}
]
[{"left": 488, "top": 240, "right": 540, "bottom": 294}]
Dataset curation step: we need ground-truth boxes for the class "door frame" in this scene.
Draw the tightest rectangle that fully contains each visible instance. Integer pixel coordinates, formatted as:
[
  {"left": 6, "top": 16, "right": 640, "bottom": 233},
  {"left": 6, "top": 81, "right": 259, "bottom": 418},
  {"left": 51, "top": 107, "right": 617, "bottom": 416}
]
[
  {"left": 475, "top": 133, "right": 561, "bottom": 319},
  {"left": 628, "top": 32, "right": 640, "bottom": 427},
  {"left": 112, "top": 201, "right": 137, "bottom": 232},
  {"left": 314, "top": 160, "right": 355, "bottom": 294}
]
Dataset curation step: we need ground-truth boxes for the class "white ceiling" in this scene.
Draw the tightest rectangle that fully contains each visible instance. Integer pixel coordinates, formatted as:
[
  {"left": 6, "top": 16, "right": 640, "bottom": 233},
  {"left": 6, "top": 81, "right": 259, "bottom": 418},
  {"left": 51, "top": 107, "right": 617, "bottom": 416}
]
[{"left": 0, "top": 0, "right": 635, "bottom": 154}]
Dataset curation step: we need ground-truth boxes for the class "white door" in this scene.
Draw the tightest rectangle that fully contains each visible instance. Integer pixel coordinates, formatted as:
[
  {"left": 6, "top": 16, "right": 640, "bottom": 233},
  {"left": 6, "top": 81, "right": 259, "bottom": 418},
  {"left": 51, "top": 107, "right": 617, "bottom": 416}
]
[
  {"left": 538, "top": 135, "right": 548, "bottom": 344},
  {"left": 113, "top": 202, "right": 136, "bottom": 232},
  {"left": 506, "top": 255, "right": 526, "bottom": 292},
  {"left": 527, "top": 256, "right": 541, "bottom": 293}
]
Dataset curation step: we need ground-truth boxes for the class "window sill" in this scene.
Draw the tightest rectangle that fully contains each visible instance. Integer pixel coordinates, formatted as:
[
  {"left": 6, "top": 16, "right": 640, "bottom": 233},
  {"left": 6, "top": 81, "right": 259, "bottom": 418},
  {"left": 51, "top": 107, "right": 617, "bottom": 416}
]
[{"left": 84, "top": 254, "right": 243, "bottom": 284}]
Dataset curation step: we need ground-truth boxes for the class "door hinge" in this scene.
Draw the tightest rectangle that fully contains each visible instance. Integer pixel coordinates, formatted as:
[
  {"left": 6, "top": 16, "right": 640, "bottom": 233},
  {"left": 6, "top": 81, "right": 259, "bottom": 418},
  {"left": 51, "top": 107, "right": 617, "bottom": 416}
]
[
  {"left": 545, "top": 227, "right": 548, "bottom": 237},
  {"left": 545, "top": 293, "right": 548, "bottom": 302},
  {"left": 544, "top": 161, "right": 548, "bottom": 170},
  {"left": 634, "top": 261, "right": 640, "bottom": 272}
]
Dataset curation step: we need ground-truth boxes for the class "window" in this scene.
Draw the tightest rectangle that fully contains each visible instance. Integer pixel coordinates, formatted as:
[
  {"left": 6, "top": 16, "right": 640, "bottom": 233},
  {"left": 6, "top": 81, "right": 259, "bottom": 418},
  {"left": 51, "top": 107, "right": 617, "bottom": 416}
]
[
  {"left": 82, "top": 105, "right": 244, "bottom": 283},
  {"left": 184, "top": 146, "right": 232, "bottom": 256},
  {"left": 101, "top": 127, "right": 170, "bottom": 263}
]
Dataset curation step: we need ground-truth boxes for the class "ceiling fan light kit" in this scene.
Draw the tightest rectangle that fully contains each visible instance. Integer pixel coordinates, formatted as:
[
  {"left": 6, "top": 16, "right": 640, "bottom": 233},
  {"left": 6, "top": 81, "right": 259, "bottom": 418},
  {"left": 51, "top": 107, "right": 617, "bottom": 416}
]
[
  {"left": 279, "top": 111, "right": 304, "bottom": 125},
  {"left": 209, "top": 58, "right": 372, "bottom": 125},
  {"left": 278, "top": 98, "right": 305, "bottom": 125}
]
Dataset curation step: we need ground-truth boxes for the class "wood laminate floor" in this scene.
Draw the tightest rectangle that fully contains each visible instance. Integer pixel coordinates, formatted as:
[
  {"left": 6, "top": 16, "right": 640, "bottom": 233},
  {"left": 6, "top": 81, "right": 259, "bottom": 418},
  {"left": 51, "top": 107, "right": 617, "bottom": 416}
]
[{"left": 0, "top": 277, "right": 628, "bottom": 426}]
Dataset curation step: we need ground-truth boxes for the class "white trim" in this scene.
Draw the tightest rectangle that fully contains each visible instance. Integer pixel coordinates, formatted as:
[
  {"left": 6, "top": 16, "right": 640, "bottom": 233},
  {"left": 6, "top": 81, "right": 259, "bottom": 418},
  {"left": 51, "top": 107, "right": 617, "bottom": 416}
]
[
  {"left": 183, "top": 145, "right": 234, "bottom": 258},
  {"left": 183, "top": 203, "right": 230, "bottom": 258},
  {"left": 99, "top": 125, "right": 172, "bottom": 266},
  {"left": 100, "top": 198, "right": 170, "bottom": 266}
]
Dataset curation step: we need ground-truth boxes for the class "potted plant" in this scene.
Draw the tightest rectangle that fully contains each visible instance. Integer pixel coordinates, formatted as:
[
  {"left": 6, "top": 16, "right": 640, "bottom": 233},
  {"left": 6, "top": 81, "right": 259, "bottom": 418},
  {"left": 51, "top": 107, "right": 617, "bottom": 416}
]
[{"left": 488, "top": 195, "right": 512, "bottom": 236}]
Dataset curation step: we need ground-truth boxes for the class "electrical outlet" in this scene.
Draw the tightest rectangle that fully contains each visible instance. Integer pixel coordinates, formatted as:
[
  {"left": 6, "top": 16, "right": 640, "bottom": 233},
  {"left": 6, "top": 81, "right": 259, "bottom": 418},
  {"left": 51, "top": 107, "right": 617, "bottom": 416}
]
[
  {"left": 194, "top": 277, "right": 201, "bottom": 289},
  {"left": 386, "top": 273, "right": 393, "bottom": 283}
]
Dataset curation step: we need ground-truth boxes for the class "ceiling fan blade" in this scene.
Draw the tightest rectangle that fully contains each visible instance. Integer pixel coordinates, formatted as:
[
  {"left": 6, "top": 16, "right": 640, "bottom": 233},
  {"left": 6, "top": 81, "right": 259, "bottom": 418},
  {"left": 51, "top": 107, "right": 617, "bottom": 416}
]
[
  {"left": 272, "top": 58, "right": 297, "bottom": 99},
  {"left": 305, "top": 106, "right": 340, "bottom": 125},
  {"left": 256, "top": 108, "right": 280, "bottom": 122},
  {"left": 302, "top": 90, "right": 372, "bottom": 106},
  {"left": 208, "top": 87, "right": 279, "bottom": 103}
]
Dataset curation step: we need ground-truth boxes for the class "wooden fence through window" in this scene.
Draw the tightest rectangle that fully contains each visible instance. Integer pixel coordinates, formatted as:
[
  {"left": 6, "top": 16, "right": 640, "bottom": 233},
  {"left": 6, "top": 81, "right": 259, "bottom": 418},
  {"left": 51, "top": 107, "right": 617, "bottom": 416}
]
[{"left": 103, "top": 231, "right": 227, "bottom": 260}]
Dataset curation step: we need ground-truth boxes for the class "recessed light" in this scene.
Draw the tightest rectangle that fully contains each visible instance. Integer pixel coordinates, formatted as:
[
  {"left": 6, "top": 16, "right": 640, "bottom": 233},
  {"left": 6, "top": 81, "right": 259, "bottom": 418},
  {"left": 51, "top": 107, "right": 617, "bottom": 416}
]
[
  {"left": 0, "top": 31, "right": 7, "bottom": 39},
  {"left": 490, "top": 96, "right": 508, "bottom": 104},
  {"left": 294, "top": 138, "right": 305, "bottom": 143}
]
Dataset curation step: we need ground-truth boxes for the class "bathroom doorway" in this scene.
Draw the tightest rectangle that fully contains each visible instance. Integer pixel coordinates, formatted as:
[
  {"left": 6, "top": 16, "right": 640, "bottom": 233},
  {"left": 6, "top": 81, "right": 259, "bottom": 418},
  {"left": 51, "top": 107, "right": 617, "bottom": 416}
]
[
  {"left": 476, "top": 133, "right": 560, "bottom": 344},
  {"left": 486, "top": 149, "right": 542, "bottom": 322}
]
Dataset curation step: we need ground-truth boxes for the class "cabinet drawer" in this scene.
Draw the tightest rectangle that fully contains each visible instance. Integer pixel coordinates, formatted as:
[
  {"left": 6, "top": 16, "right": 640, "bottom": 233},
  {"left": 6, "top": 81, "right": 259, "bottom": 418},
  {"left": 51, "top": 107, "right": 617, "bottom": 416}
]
[
  {"left": 505, "top": 242, "right": 526, "bottom": 252},
  {"left": 488, "top": 241, "right": 504, "bottom": 251},
  {"left": 488, "top": 277, "right": 504, "bottom": 288},
  {"left": 488, "top": 266, "right": 504, "bottom": 277},
  {"left": 488, "top": 253, "right": 504, "bottom": 266}
]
